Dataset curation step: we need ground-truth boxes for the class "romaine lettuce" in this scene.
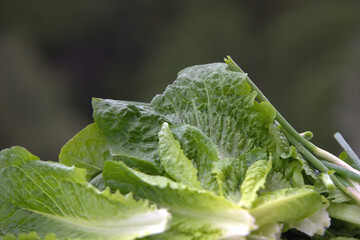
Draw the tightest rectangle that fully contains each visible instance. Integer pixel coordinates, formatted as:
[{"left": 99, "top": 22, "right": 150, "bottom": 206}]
[{"left": 1, "top": 57, "right": 360, "bottom": 239}]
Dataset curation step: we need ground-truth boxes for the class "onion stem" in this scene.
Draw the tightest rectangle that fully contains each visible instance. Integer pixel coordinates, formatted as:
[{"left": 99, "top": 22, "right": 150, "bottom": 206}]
[
  {"left": 334, "top": 132, "right": 360, "bottom": 170},
  {"left": 321, "top": 161, "right": 360, "bottom": 183}
]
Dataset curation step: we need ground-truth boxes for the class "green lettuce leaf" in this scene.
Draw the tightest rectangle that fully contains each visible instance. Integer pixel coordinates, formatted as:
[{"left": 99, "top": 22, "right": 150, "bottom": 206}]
[
  {"left": 59, "top": 123, "right": 111, "bottom": 180},
  {"left": 1, "top": 232, "right": 57, "bottom": 240},
  {"left": 0, "top": 147, "right": 170, "bottom": 240},
  {"left": 250, "top": 188, "right": 323, "bottom": 226},
  {"left": 158, "top": 122, "right": 201, "bottom": 188},
  {"left": 92, "top": 98, "right": 170, "bottom": 175},
  {"left": 209, "top": 149, "right": 268, "bottom": 202},
  {"left": 169, "top": 124, "right": 220, "bottom": 192},
  {"left": 210, "top": 156, "right": 247, "bottom": 202},
  {"left": 265, "top": 154, "right": 306, "bottom": 192},
  {"left": 150, "top": 63, "right": 281, "bottom": 159},
  {"left": 103, "top": 160, "right": 256, "bottom": 239},
  {"left": 149, "top": 62, "right": 314, "bottom": 194},
  {"left": 240, "top": 159, "right": 272, "bottom": 208},
  {"left": 169, "top": 124, "right": 248, "bottom": 202}
]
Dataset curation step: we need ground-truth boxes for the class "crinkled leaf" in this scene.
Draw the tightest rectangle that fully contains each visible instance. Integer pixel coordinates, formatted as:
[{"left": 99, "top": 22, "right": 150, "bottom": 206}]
[
  {"left": 103, "top": 160, "right": 256, "bottom": 239},
  {"left": 149, "top": 62, "right": 316, "bottom": 205},
  {"left": 169, "top": 124, "right": 248, "bottom": 202},
  {"left": 169, "top": 124, "right": 250, "bottom": 202},
  {"left": 169, "top": 124, "right": 220, "bottom": 191},
  {"left": 210, "top": 157, "right": 247, "bottom": 203},
  {"left": 151, "top": 63, "right": 283, "bottom": 159},
  {"left": 158, "top": 122, "right": 201, "bottom": 188},
  {"left": 209, "top": 149, "right": 267, "bottom": 202},
  {"left": 242, "top": 148, "right": 268, "bottom": 168},
  {"left": 0, "top": 149, "right": 170, "bottom": 240},
  {"left": 240, "top": 160, "right": 272, "bottom": 208},
  {"left": 250, "top": 188, "right": 323, "bottom": 226},
  {"left": 59, "top": 123, "right": 111, "bottom": 180},
  {"left": 92, "top": 98, "right": 171, "bottom": 175},
  {"left": 265, "top": 157, "right": 306, "bottom": 192},
  {"left": 149, "top": 63, "right": 315, "bottom": 198}
]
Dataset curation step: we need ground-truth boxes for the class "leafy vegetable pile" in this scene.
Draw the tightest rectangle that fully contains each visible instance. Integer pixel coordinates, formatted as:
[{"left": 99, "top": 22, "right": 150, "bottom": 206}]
[{"left": 1, "top": 57, "right": 360, "bottom": 240}]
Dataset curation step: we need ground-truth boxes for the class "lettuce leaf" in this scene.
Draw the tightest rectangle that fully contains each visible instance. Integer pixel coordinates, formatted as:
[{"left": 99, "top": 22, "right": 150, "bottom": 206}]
[
  {"left": 210, "top": 156, "right": 247, "bottom": 202},
  {"left": 0, "top": 147, "right": 170, "bottom": 240},
  {"left": 250, "top": 188, "right": 324, "bottom": 226},
  {"left": 59, "top": 123, "right": 110, "bottom": 180},
  {"left": 240, "top": 159, "right": 272, "bottom": 208},
  {"left": 149, "top": 62, "right": 313, "bottom": 192},
  {"left": 169, "top": 124, "right": 221, "bottom": 192},
  {"left": 103, "top": 160, "right": 256, "bottom": 239},
  {"left": 92, "top": 98, "right": 170, "bottom": 175},
  {"left": 151, "top": 63, "right": 282, "bottom": 160},
  {"left": 170, "top": 124, "right": 249, "bottom": 202},
  {"left": 158, "top": 122, "right": 201, "bottom": 188}
]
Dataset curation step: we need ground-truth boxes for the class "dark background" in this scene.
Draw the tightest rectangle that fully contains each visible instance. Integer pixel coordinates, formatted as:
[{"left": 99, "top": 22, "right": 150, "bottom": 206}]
[{"left": 1, "top": 1, "right": 359, "bottom": 160}]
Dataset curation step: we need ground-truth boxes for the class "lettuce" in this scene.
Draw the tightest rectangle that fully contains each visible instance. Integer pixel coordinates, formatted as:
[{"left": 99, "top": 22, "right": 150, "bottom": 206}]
[
  {"left": 1, "top": 58, "right": 360, "bottom": 239},
  {"left": 103, "top": 161, "right": 256, "bottom": 239},
  {"left": 0, "top": 147, "right": 169, "bottom": 240},
  {"left": 158, "top": 122, "right": 201, "bottom": 188}
]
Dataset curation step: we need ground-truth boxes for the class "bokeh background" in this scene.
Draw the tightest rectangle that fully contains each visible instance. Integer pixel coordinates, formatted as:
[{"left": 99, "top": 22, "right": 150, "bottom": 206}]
[{"left": 1, "top": 0, "right": 359, "bottom": 160}]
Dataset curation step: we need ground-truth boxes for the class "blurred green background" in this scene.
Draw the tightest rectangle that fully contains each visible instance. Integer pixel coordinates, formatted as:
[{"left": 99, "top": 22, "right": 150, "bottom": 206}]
[{"left": 0, "top": 0, "right": 359, "bottom": 160}]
